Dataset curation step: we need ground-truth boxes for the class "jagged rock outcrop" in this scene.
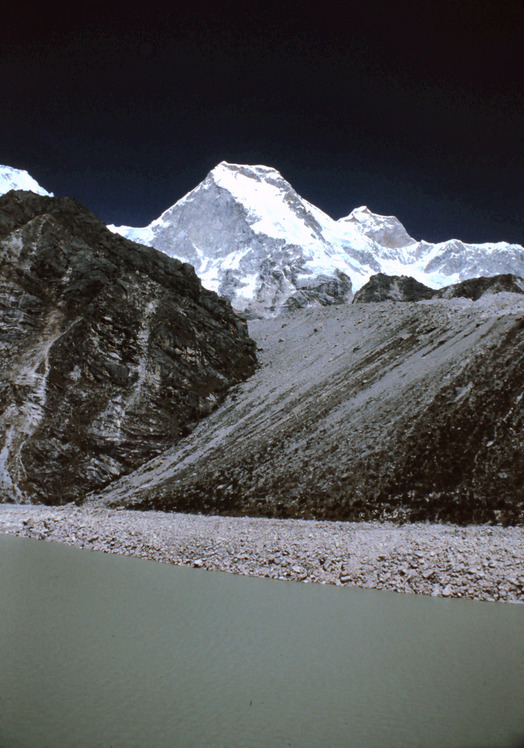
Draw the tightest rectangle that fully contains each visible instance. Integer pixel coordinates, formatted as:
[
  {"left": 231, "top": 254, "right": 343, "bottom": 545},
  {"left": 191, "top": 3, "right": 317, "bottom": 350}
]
[
  {"left": 0, "top": 190, "right": 256, "bottom": 504},
  {"left": 283, "top": 271, "right": 352, "bottom": 312},
  {"left": 352, "top": 273, "right": 436, "bottom": 302},
  {"left": 90, "top": 293, "right": 524, "bottom": 525},
  {"left": 353, "top": 273, "right": 524, "bottom": 304},
  {"left": 353, "top": 272, "right": 524, "bottom": 303},
  {"left": 438, "top": 274, "right": 524, "bottom": 300}
]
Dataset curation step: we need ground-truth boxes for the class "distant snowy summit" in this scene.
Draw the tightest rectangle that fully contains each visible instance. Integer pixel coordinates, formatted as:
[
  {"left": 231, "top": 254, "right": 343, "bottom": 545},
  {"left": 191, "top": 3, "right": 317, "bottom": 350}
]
[
  {"left": 110, "top": 162, "right": 524, "bottom": 317},
  {"left": 0, "top": 164, "right": 53, "bottom": 197}
]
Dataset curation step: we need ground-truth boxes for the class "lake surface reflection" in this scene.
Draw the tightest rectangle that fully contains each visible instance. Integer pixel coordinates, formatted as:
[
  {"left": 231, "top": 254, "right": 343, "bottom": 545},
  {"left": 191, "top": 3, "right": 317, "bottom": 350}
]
[{"left": 1, "top": 535, "right": 523, "bottom": 747}]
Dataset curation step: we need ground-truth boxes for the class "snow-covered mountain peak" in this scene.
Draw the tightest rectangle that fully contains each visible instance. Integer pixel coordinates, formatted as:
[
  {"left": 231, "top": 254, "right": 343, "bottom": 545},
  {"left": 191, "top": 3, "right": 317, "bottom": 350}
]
[
  {"left": 109, "top": 162, "right": 524, "bottom": 317},
  {"left": 202, "top": 160, "right": 329, "bottom": 244},
  {"left": 110, "top": 161, "right": 364, "bottom": 315},
  {"left": 0, "top": 165, "right": 53, "bottom": 197},
  {"left": 210, "top": 160, "right": 298, "bottom": 206},
  {"left": 212, "top": 161, "right": 284, "bottom": 182}
]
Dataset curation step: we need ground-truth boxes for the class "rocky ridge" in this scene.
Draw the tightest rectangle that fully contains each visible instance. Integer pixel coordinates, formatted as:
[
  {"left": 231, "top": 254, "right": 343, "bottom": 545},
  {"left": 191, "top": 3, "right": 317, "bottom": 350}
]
[
  {"left": 0, "top": 190, "right": 256, "bottom": 504},
  {"left": 353, "top": 272, "right": 524, "bottom": 303}
]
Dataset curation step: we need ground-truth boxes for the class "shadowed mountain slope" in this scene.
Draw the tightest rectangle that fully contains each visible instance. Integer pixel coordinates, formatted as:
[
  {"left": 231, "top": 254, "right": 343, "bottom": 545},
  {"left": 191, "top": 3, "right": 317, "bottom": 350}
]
[
  {"left": 91, "top": 293, "right": 524, "bottom": 524},
  {"left": 0, "top": 191, "right": 256, "bottom": 504}
]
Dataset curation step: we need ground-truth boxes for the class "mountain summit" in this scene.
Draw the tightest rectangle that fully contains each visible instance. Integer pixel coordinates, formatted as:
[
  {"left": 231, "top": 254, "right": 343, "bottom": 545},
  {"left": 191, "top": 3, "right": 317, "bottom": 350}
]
[
  {"left": 110, "top": 162, "right": 524, "bottom": 317},
  {"left": 111, "top": 162, "right": 376, "bottom": 316},
  {"left": 0, "top": 165, "right": 53, "bottom": 197}
]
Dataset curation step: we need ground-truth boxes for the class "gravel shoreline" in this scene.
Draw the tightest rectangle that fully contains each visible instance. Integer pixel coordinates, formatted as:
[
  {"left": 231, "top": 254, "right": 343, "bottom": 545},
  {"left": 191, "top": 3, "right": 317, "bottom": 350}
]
[{"left": 1, "top": 504, "right": 523, "bottom": 603}]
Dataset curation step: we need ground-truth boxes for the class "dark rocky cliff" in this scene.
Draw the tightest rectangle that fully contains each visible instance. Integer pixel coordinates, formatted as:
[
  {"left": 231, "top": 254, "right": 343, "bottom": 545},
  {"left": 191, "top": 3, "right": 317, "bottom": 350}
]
[{"left": 0, "top": 190, "right": 256, "bottom": 504}]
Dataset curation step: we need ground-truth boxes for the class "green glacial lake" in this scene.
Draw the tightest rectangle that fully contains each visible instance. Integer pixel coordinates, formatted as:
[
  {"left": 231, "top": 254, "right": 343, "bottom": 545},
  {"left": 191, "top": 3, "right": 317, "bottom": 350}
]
[{"left": 1, "top": 534, "right": 523, "bottom": 748}]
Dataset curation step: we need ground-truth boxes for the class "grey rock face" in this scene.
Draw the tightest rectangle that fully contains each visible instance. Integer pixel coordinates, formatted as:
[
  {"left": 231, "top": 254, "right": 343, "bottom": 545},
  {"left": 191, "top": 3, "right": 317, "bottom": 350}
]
[
  {"left": 91, "top": 295, "right": 524, "bottom": 525},
  {"left": 437, "top": 274, "right": 524, "bottom": 300},
  {"left": 283, "top": 271, "right": 352, "bottom": 312},
  {"left": 0, "top": 190, "right": 256, "bottom": 504},
  {"left": 338, "top": 205, "right": 415, "bottom": 249}
]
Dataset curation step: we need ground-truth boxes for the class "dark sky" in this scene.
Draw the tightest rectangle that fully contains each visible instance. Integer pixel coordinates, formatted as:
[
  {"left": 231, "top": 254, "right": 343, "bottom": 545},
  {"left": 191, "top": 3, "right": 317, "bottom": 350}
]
[{"left": 2, "top": 0, "right": 523, "bottom": 243}]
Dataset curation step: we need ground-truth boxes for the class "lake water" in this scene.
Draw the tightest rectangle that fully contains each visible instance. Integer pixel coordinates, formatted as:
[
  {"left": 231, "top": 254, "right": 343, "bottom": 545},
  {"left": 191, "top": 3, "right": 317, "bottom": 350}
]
[{"left": 1, "top": 535, "right": 523, "bottom": 748}]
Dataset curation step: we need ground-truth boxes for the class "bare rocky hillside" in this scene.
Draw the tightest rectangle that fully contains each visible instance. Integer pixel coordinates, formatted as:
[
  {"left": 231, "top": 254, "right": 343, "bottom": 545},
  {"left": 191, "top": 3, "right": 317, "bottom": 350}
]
[{"left": 91, "top": 293, "right": 524, "bottom": 524}]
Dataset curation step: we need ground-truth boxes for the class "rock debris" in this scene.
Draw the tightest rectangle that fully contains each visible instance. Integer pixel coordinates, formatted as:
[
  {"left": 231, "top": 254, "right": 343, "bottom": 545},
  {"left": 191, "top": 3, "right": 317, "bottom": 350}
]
[{"left": 2, "top": 505, "right": 522, "bottom": 604}]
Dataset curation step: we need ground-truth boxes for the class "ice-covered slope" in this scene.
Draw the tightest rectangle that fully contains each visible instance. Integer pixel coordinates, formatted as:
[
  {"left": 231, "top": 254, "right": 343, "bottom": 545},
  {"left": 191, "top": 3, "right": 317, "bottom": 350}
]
[
  {"left": 110, "top": 162, "right": 524, "bottom": 316},
  {"left": 0, "top": 165, "right": 53, "bottom": 197}
]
